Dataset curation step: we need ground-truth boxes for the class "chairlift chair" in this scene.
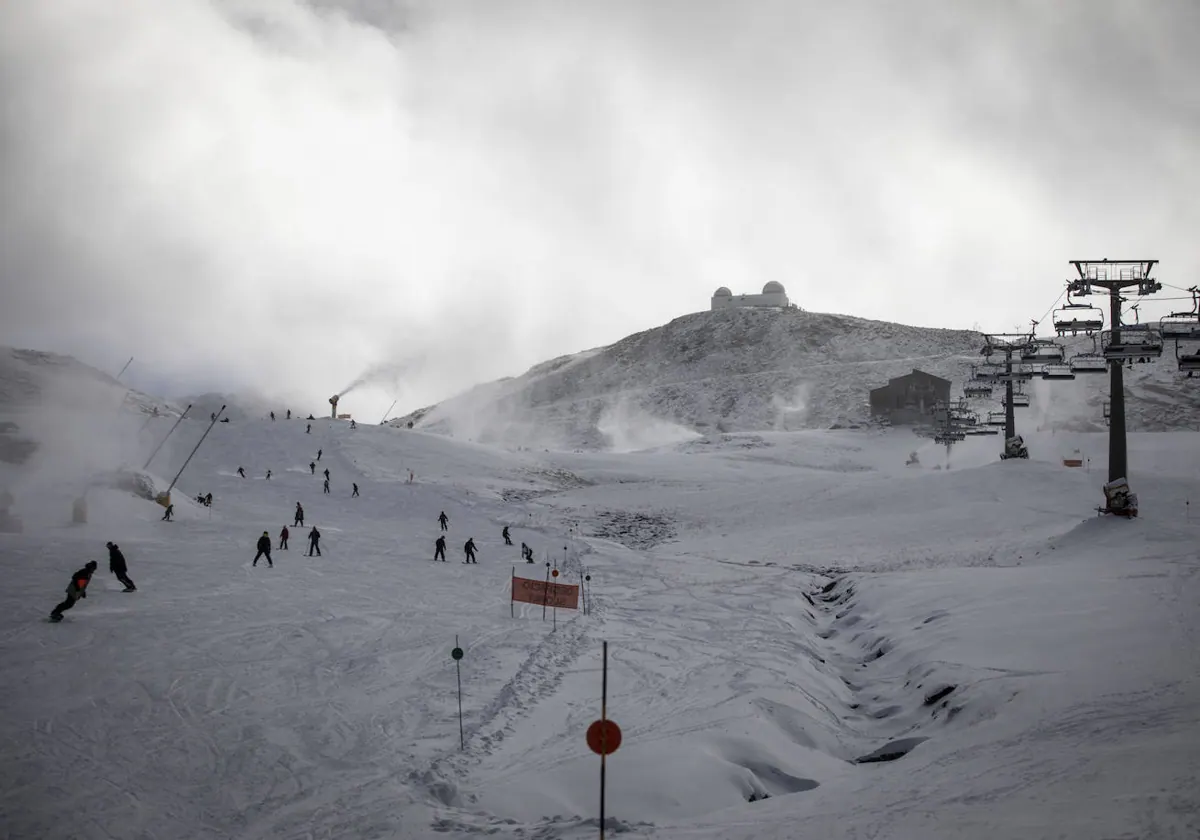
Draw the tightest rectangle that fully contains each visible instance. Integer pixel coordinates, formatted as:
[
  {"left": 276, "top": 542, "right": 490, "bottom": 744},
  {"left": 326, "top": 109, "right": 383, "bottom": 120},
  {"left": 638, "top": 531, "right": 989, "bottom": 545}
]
[
  {"left": 1003, "top": 392, "right": 1031, "bottom": 408},
  {"left": 1178, "top": 343, "right": 1200, "bottom": 375},
  {"left": 1021, "top": 341, "right": 1066, "bottom": 363},
  {"left": 986, "top": 411, "right": 1007, "bottom": 427},
  {"left": 973, "top": 362, "right": 1005, "bottom": 383},
  {"left": 967, "top": 427, "right": 999, "bottom": 436},
  {"left": 1053, "top": 292, "right": 1104, "bottom": 336},
  {"left": 1100, "top": 328, "right": 1164, "bottom": 362},
  {"left": 963, "top": 381, "right": 992, "bottom": 397},
  {"left": 1069, "top": 353, "right": 1108, "bottom": 374},
  {"left": 1160, "top": 317, "right": 1200, "bottom": 341},
  {"left": 1040, "top": 363, "right": 1076, "bottom": 381},
  {"left": 995, "top": 363, "right": 1036, "bottom": 382}
]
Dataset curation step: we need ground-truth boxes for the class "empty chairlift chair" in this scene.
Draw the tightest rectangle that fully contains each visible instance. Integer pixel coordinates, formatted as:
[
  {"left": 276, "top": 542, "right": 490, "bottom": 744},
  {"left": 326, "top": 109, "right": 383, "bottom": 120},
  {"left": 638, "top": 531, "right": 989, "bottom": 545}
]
[
  {"left": 1003, "top": 390, "right": 1031, "bottom": 408},
  {"left": 1041, "top": 362, "right": 1076, "bottom": 380},
  {"left": 986, "top": 411, "right": 1007, "bottom": 427},
  {"left": 963, "top": 380, "right": 993, "bottom": 397},
  {"left": 1159, "top": 289, "right": 1200, "bottom": 340},
  {"left": 1100, "top": 328, "right": 1164, "bottom": 363},
  {"left": 1069, "top": 352, "right": 1109, "bottom": 374}
]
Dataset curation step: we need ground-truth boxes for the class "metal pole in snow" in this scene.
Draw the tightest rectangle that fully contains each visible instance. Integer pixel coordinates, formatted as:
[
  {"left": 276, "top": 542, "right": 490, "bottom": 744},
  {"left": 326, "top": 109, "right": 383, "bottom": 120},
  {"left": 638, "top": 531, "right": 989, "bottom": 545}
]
[
  {"left": 143, "top": 404, "right": 192, "bottom": 470},
  {"left": 543, "top": 562, "right": 551, "bottom": 621},
  {"left": 600, "top": 640, "right": 608, "bottom": 840},
  {"left": 454, "top": 635, "right": 464, "bottom": 751},
  {"left": 115, "top": 356, "right": 134, "bottom": 380},
  {"left": 511, "top": 567, "right": 515, "bottom": 618},
  {"left": 166, "top": 405, "right": 224, "bottom": 495}
]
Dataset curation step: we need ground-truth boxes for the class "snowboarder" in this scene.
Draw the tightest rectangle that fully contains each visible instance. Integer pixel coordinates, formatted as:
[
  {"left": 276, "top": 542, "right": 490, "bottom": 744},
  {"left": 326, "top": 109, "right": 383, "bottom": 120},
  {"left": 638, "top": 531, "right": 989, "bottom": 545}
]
[
  {"left": 463, "top": 538, "right": 477, "bottom": 564},
  {"left": 287, "top": 409, "right": 291, "bottom": 419},
  {"left": 309, "top": 461, "right": 316, "bottom": 475},
  {"left": 266, "top": 470, "right": 272, "bottom": 481},
  {"left": 161, "top": 504, "right": 174, "bottom": 522},
  {"left": 502, "top": 526, "right": 511, "bottom": 546},
  {"left": 237, "top": 466, "right": 246, "bottom": 478},
  {"left": 253, "top": 531, "right": 273, "bottom": 567},
  {"left": 279, "top": 525, "right": 289, "bottom": 550},
  {"left": 323, "top": 468, "right": 330, "bottom": 481},
  {"left": 323, "top": 479, "right": 330, "bottom": 495},
  {"left": 438, "top": 511, "right": 449, "bottom": 531},
  {"left": 434, "top": 535, "right": 446, "bottom": 562},
  {"left": 294, "top": 502, "right": 304, "bottom": 527},
  {"left": 306, "top": 424, "right": 311, "bottom": 434},
  {"left": 521, "top": 542, "right": 533, "bottom": 563},
  {"left": 49, "top": 561, "right": 98, "bottom": 622},
  {"left": 307, "top": 526, "right": 322, "bottom": 557},
  {"left": 106, "top": 542, "right": 136, "bottom": 591},
  {"left": 317, "top": 449, "right": 322, "bottom": 461},
  {"left": 270, "top": 411, "right": 275, "bottom": 421},
  {"left": 351, "top": 483, "right": 359, "bottom": 497},
  {"left": 350, "top": 420, "right": 357, "bottom": 429}
]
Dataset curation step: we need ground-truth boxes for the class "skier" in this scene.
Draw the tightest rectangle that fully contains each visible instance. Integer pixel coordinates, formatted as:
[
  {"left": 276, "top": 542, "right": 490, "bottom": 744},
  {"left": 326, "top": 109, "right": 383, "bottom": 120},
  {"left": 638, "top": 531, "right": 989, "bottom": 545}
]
[
  {"left": 438, "top": 511, "right": 449, "bottom": 531},
  {"left": 306, "top": 424, "right": 311, "bottom": 434},
  {"left": 463, "top": 538, "right": 477, "bottom": 564},
  {"left": 294, "top": 502, "right": 304, "bottom": 527},
  {"left": 253, "top": 531, "right": 273, "bottom": 567},
  {"left": 106, "top": 542, "right": 136, "bottom": 591},
  {"left": 317, "top": 449, "right": 322, "bottom": 461},
  {"left": 49, "top": 561, "right": 98, "bottom": 622},
  {"left": 350, "top": 420, "right": 357, "bottom": 429},
  {"left": 204, "top": 492, "right": 213, "bottom": 507},
  {"left": 266, "top": 470, "right": 272, "bottom": 481},
  {"left": 323, "top": 468, "right": 330, "bottom": 481},
  {"left": 307, "top": 526, "right": 322, "bottom": 557},
  {"left": 270, "top": 411, "right": 275, "bottom": 421},
  {"left": 279, "top": 525, "right": 289, "bottom": 550},
  {"left": 323, "top": 479, "right": 330, "bottom": 495},
  {"left": 434, "top": 535, "right": 446, "bottom": 562},
  {"left": 309, "top": 461, "right": 316, "bottom": 475},
  {"left": 521, "top": 542, "right": 533, "bottom": 563},
  {"left": 502, "top": 526, "right": 512, "bottom": 546},
  {"left": 237, "top": 466, "right": 246, "bottom": 478},
  {"left": 352, "top": 482, "right": 359, "bottom": 497},
  {"left": 287, "top": 409, "right": 292, "bottom": 420},
  {"left": 161, "top": 504, "right": 174, "bottom": 522}
]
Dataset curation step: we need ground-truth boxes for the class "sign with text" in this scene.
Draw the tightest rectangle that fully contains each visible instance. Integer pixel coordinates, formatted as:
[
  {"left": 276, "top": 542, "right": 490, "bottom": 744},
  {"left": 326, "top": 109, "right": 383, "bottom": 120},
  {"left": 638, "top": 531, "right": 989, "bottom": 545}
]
[{"left": 512, "top": 575, "right": 579, "bottom": 610}]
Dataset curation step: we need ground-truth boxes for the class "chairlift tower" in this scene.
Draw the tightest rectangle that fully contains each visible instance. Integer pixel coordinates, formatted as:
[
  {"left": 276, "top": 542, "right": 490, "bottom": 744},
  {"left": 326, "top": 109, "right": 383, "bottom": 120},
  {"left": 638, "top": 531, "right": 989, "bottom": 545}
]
[
  {"left": 1067, "top": 259, "right": 1162, "bottom": 485},
  {"left": 981, "top": 333, "right": 1034, "bottom": 444}
]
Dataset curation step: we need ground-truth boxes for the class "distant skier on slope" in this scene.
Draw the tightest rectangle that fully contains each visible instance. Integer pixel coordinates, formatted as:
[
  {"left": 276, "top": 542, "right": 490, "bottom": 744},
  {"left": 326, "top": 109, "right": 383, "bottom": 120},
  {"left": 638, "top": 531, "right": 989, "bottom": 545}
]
[
  {"left": 434, "top": 535, "right": 446, "bottom": 562},
  {"left": 323, "top": 468, "right": 330, "bottom": 481},
  {"left": 309, "top": 462, "right": 316, "bottom": 475},
  {"left": 438, "top": 511, "right": 449, "bottom": 531},
  {"left": 521, "top": 542, "right": 534, "bottom": 563},
  {"left": 294, "top": 502, "right": 304, "bottom": 527},
  {"left": 279, "top": 526, "right": 289, "bottom": 550},
  {"left": 237, "top": 466, "right": 246, "bottom": 478},
  {"left": 106, "top": 542, "right": 136, "bottom": 591},
  {"left": 270, "top": 411, "right": 275, "bottom": 421},
  {"left": 161, "top": 504, "right": 174, "bottom": 521},
  {"left": 49, "top": 561, "right": 97, "bottom": 622},
  {"left": 306, "top": 423, "right": 311, "bottom": 434},
  {"left": 352, "top": 483, "right": 359, "bottom": 498},
  {"left": 265, "top": 470, "right": 272, "bottom": 481},
  {"left": 317, "top": 449, "right": 322, "bottom": 461},
  {"left": 463, "top": 538, "right": 477, "bottom": 564},
  {"left": 253, "top": 532, "right": 273, "bottom": 568},
  {"left": 307, "top": 526, "right": 322, "bottom": 557},
  {"left": 502, "top": 526, "right": 511, "bottom": 546},
  {"left": 323, "top": 479, "right": 330, "bottom": 495}
]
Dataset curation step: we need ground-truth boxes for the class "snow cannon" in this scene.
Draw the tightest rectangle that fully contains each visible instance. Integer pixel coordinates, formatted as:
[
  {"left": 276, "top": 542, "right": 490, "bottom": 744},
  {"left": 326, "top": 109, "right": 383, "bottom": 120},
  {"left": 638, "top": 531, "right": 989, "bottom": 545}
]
[{"left": 329, "top": 394, "right": 339, "bottom": 419}]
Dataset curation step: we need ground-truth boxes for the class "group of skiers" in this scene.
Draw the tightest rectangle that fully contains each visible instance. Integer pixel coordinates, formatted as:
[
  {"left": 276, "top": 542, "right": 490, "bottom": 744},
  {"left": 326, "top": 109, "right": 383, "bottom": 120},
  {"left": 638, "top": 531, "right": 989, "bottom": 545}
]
[
  {"left": 432, "top": 513, "right": 535, "bottom": 565},
  {"left": 49, "top": 542, "right": 135, "bottom": 622},
  {"left": 254, "top": 523, "right": 322, "bottom": 567}
]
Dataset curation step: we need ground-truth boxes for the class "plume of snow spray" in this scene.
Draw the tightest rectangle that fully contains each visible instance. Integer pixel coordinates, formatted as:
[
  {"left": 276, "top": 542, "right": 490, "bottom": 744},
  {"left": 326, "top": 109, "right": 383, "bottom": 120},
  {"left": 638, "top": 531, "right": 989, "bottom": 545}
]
[{"left": 338, "top": 356, "right": 429, "bottom": 399}]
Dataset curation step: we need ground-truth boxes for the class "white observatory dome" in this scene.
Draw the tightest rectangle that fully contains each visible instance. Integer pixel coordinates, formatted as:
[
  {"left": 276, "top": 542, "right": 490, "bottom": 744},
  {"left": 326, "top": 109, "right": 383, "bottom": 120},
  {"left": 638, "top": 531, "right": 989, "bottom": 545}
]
[
  {"left": 762, "top": 281, "right": 786, "bottom": 294},
  {"left": 714, "top": 287, "right": 732, "bottom": 296}
]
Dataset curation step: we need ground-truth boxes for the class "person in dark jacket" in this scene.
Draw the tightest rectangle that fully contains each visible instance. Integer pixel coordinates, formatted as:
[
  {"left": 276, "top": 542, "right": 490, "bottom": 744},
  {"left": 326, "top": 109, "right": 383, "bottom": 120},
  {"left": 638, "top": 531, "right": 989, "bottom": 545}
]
[
  {"left": 49, "top": 561, "right": 97, "bottom": 621},
  {"left": 253, "top": 531, "right": 273, "bottom": 568},
  {"left": 265, "top": 470, "right": 272, "bottom": 481},
  {"left": 322, "top": 479, "right": 330, "bottom": 495},
  {"left": 307, "top": 526, "right": 322, "bottom": 557},
  {"left": 106, "top": 542, "right": 136, "bottom": 591},
  {"left": 521, "top": 542, "right": 533, "bottom": 563},
  {"left": 323, "top": 468, "right": 330, "bottom": 481},
  {"left": 279, "top": 526, "right": 289, "bottom": 550},
  {"left": 502, "top": 526, "right": 511, "bottom": 545},
  {"left": 434, "top": 535, "right": 446, "bottom": 561},
  {"left": 463, "top": 538, "right": 477, "bottom": 564},
  {"left": 306, "top": 423, "right": 311, "bottom": 434},
  {"left": 287, "top": 409, "right": 291, "bottom": 419},
  {"left": 161, "top": 504, "right": 174, "bottom": 521},
  {"left": 309, "top": 461, "right": 316, "bottom": 475},
  {"left": 438, "top": 511, "right": 449, "bottom": 531},
  {"left": 294, "top": 502, "right": 304, "bottom": 527},
  {"left": 237, "top": 466, "right": 245, "bottom": 478},
  {"left": 317, "top": 449, "right": 322, "bottom": 461},
  {"left": 351, "top": 483, "right": 359, "bottom": 497}
]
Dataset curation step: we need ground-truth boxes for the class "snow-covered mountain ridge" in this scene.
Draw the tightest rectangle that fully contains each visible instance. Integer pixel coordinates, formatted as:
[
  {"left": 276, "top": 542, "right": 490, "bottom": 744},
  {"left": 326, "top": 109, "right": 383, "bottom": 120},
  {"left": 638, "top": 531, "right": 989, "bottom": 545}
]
[{"left": 397, "top": 307, "right": 1200, "bottom": 448}]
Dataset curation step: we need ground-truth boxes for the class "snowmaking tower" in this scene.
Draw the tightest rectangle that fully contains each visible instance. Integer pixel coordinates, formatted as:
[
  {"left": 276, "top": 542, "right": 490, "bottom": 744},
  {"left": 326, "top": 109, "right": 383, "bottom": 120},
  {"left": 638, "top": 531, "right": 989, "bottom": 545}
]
[{"left": 329, "top": 395, "right": 339, "bottom": 419}]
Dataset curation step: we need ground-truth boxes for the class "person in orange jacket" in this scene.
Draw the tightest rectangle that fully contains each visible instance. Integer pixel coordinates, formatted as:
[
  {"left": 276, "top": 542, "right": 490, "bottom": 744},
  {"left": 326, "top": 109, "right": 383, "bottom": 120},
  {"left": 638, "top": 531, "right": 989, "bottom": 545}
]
[{"left": 49, "top": 561, "right": 98, "bottom": 622}]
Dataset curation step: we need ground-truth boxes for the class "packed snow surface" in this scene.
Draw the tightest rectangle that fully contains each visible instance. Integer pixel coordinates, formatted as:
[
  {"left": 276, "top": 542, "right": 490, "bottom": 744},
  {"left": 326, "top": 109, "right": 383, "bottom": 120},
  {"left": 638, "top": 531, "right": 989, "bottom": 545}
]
[{"left": 2, "top": 398, "right": 1200, "bottom": 838}]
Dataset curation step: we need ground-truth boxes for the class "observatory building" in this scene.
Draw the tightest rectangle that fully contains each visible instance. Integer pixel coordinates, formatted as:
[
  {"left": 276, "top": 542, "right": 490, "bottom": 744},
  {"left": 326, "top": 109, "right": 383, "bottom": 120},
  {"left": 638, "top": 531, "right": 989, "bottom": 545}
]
[{"left": 711, "top": 282, "right": 790, "bottom": 311}]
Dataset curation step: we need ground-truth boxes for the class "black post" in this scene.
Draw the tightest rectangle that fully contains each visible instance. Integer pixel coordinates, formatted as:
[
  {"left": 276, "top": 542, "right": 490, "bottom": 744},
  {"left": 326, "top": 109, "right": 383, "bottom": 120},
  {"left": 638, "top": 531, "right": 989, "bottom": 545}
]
[
  {"left": 455, "top": 635, "right": 464, "bottom": 751},
  {"left": 166, "top": 405, "right": 224, "bottom": 495},
  {"left": 543, "top": 562, "right": 551, "bottom": 621},
  {"left": 115, "top": 356, "right": 134, "bottom": 380},
  {"left": 1108, "top": 289, "right": 1127, "bottom": 482},
  {"left": 1004, "top": 349, "right": 1016, "bottom": 441},
  {"left": 143, "top": 404, "right": 192, "bottom": 470},
  {"left": 600, "top": 640, "right": 609, "bottom": 840},
  {"left": 511, "top": 567, "right": 515, "bottom": 619}
]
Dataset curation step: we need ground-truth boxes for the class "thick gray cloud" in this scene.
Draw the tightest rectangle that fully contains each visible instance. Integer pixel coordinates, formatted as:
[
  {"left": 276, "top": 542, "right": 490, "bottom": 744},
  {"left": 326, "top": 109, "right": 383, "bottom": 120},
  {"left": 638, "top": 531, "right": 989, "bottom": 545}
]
[{"left": 2, "top": 0, "right": 1198, "bottom": 418}]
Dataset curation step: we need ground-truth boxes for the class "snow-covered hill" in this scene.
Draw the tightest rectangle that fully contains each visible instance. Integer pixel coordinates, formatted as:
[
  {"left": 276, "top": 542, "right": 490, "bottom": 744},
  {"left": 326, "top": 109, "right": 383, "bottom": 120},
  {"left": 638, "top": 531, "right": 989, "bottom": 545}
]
[
  {"left": 394, "top": 308, "right": 1200, "bottom": 450},
  {"left": 1, "top": 397, "right": 1197, "bottom": 840}
]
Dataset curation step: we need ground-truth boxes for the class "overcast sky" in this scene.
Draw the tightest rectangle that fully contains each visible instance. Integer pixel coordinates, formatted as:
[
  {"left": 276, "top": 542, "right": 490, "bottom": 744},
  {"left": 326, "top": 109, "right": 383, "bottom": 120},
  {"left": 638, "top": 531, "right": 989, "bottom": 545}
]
[{"left": 2, "top": 0, "right": 1198, "bottom": 419}]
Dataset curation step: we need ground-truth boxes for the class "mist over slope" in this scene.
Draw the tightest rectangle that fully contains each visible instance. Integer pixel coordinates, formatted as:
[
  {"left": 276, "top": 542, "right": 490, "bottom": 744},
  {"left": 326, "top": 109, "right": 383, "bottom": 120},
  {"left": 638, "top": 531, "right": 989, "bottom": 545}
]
[{"left": 394, "top": 307, "right": 1200, "bottom": 449}]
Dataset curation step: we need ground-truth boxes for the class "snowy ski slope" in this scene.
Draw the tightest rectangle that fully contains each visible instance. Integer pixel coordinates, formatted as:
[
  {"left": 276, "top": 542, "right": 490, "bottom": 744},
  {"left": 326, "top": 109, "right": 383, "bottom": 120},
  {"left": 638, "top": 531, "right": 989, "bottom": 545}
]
[{"left": 2, "top": 399, "right": 1199, "bottom": 840}]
